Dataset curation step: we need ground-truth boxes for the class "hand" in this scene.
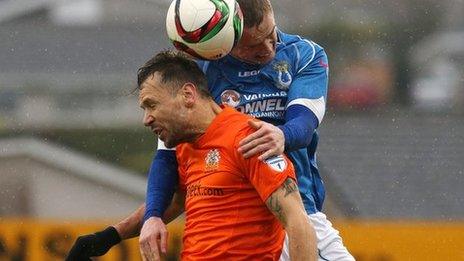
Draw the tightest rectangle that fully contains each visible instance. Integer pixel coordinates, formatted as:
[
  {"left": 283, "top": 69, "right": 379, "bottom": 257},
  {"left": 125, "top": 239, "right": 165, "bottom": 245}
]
[
  {"left": 238, "top": 120, "right": 285, "bottom": 160},
  {"left": 66, "top": 226, "right": 121, "bottom": 260},
  {"left": 139, "top": 217, "right": 169, "bottom": 261}
]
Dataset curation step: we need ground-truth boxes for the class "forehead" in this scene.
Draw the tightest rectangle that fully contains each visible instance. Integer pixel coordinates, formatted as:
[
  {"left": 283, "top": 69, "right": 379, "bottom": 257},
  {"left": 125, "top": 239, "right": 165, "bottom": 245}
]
[
  {"left": 138, "top": 73, "right": 164, "bottom": 99},
  {"left": 240, "top": 12, "right": 275, "bottom": 45}
]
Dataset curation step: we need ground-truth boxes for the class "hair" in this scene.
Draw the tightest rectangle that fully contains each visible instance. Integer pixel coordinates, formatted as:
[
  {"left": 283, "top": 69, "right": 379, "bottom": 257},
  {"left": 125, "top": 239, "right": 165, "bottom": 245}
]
[
  {"left": 236, "top": 0, "right": 273, "bottom": 28},
  {"left": 136, "top": 50, "right": 210, "bottom": 98}
]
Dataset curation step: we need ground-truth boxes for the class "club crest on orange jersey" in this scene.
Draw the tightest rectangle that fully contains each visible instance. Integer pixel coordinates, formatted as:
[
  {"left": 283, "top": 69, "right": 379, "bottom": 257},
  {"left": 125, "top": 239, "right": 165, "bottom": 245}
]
[
  {"left": 264, "top": 155, "right": 287, "bottom": 172},
  {"left": 205, "top": 149, "right": 220, "bottom": 171}
]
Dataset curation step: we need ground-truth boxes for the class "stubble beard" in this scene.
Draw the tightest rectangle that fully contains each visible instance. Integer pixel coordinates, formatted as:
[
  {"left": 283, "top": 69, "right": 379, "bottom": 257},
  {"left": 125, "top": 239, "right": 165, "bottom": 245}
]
[{"left": 163, "top": 123, "right": 200, "bottom": 148}]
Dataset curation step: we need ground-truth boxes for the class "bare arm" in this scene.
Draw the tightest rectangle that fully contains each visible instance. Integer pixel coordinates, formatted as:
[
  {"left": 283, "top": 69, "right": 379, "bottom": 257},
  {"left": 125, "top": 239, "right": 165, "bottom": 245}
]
[
  {"left": 112, "top": 187, "right": 185, "bottom": 240},
  {"left": 162, "top": 189, "right": 186, "bottom": 223},
  {"left": 265, "top": 178, "right": 317, "bottom": 261},
  {"left": 113, "top": 203, "right": 145, "bottom": 240},
  {"left": 139, "top": 189, "right": 185, "bottom": 261},
  {"left": 67, "top": 203, "right": 145, "bottom": 259}
]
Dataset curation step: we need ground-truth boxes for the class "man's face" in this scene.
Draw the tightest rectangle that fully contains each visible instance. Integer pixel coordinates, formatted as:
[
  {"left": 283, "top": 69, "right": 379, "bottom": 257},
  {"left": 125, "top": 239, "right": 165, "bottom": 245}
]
[
  {"left": 230, "top": 12, "right": 277, "bottom": 65},
  {"left": 138, "top": 73, "right": 191, "bottom": 148}
]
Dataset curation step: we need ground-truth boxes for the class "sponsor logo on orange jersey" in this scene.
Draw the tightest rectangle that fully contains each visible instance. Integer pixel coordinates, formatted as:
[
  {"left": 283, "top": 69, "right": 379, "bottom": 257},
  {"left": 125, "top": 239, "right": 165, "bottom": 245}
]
[{"left": 186, "top": 183, "right": 224, "bottom": 198}]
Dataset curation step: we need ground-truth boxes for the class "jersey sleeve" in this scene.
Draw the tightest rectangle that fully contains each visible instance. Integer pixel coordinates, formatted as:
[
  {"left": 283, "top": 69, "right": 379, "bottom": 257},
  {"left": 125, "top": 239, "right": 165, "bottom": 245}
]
[
  {"left": 287, "top": 40, "right": 329, "bottom": 125},
  {"left": 144, "top": 139, "right": 178, "bottom": 220},
  {"left": 234, "top": 127, "right": 296, "bottom": 202}
]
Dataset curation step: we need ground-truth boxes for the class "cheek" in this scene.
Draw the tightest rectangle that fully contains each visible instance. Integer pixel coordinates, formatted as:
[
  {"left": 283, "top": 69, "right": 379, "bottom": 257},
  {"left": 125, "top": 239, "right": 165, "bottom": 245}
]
[
  {"left": 235, "top": 50, "right": 253, "bottom": 61},
  {"left": 260, "top": 40, "right": 275, "bottom": 53},
  {"left": 157, "top": 107, "right": 174, "bottom": 120},
  {"left": 231, "top": 46, "right": 249, "bottom": 58},
  {"left": 159, "top": 115, "right": 172, "bottom": 126}
]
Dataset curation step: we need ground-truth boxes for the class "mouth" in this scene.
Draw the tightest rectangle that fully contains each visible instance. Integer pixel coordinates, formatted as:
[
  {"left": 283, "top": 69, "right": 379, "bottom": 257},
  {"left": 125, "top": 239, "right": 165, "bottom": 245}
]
[
  {"left": 257, "top": 52, "right": 270, "bottom": 58},
  {"left": 151, "top": 127, "right": 163, "bottom": 137},
  {"left": 255, "top": 53, "right": 274, "bottom": 63}
]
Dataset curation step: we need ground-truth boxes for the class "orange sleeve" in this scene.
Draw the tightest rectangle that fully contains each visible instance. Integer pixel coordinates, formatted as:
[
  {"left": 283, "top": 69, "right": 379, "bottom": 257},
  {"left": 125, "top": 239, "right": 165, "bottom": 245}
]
[{"left": 234, "top": 128, "right": 296, "bottom": 202}]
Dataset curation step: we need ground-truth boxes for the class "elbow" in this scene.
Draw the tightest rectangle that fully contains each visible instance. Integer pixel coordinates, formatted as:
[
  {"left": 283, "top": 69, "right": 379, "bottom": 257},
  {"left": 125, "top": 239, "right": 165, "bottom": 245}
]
[{"left": 302, "top": 129, "right": 313, "bottom": 148}]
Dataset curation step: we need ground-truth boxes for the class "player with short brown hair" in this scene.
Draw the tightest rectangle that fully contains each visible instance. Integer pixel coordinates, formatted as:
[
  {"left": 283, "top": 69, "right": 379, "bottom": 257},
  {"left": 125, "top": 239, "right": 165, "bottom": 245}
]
[{"left": 137, "top": 50, "right": 316, "bottom": 260}]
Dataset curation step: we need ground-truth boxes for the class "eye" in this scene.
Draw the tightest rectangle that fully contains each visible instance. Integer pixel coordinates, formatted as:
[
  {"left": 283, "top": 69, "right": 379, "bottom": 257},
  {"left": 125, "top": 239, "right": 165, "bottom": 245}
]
[{"left": 148, "top": 102, "right": 158, "bottom": 109}]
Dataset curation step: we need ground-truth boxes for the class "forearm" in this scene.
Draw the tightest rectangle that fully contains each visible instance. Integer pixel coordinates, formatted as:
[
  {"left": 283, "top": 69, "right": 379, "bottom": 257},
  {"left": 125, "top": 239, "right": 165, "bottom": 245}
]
[
  {"left": 265, "top": 178, "right": 317, "bottom": 260},
  {"left": 113, "top": 204, "right": 145, "bottom": 240},
  {"left": 278, "top": 105, "right": 319, "bottom": 152},
  {"left": 162, "top": 190, "right": 185, "bottom": 224},
  {"left": 286, "top": 213, "right": 317, "bottom": 261}
]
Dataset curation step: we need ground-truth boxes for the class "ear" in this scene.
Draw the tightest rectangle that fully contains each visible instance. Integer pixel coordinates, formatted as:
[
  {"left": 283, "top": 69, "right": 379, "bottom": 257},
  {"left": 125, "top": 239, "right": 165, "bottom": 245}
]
[{"left": 179, "top": 82, "right": 197, "bottom": 108}]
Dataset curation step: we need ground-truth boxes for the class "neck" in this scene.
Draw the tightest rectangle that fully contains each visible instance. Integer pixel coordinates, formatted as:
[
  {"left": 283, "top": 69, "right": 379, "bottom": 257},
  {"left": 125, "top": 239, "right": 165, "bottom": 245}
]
[
  {"left": 189, "top": 99, "right": 223, "bottom": 139},
  {"left": 229, "top": 53, "right": 259, "bottom": 66}
]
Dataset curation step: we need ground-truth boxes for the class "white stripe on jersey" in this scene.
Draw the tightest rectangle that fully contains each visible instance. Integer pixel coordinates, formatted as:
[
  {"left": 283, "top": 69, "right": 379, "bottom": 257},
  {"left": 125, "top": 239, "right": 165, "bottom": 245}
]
[
  {"left": 292, "top": 43, "right": 301, "bottom": 70},
  {"left": 201, "top": 61, "right": 210, "bottom": 74},
  {"left": 287, "top": 97, "right": 326, "bottom": 124},
  {"left": 157, "top": 138, "right": 176, "bottom": 151},
  {"left": 296, "top": 39, "right": 316, "bottom": 74}
]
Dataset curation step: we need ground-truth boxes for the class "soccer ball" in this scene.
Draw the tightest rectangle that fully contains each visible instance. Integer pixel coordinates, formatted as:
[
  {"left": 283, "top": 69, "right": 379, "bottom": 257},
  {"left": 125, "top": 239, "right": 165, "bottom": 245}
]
[{"left": 166, "top": 0, "right": 243, "bottom": 60}]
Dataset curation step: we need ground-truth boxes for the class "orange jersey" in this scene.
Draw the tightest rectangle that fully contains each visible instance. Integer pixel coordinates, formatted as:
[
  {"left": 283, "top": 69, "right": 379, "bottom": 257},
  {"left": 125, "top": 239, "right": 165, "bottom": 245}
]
[{"left": 176, "top": 107, "right": 296, "bottom": 261}]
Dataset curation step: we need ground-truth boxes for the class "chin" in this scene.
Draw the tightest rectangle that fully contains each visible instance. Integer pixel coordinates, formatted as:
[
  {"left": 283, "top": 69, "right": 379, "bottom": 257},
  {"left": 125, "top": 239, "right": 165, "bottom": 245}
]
[
  {"left": 164, "top": 136, "right": 187, "bottom": 148},
  {"left": 164, "top": 140, "right": 177, "bottom": 149}
]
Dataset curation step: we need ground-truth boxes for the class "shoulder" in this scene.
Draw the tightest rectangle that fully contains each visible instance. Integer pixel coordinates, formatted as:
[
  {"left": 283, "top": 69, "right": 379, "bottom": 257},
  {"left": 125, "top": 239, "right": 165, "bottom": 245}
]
[
  {"left": 277, "top": 31, "right": 327, "bottom": 71},
  {"left": 175, "top": 143, "right": 192, "bottom": 163},
  {"left": 217, "top": 109, "right": 256, "bottom": 147},
  {"left": 227, "top": 110, "right": 254, "bottom": 134},
  {"left": 278, "top": 31, "right": 325, "bottom": 53}
]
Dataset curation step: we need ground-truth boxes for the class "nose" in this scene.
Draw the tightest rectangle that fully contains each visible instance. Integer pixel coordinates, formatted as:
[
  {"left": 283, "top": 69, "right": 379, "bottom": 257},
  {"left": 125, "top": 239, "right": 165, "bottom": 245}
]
[{"left": 143, "top": 111, "right": 154, "bottom": 127}]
